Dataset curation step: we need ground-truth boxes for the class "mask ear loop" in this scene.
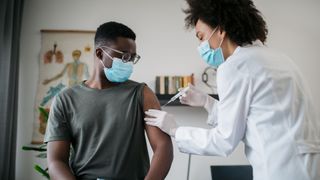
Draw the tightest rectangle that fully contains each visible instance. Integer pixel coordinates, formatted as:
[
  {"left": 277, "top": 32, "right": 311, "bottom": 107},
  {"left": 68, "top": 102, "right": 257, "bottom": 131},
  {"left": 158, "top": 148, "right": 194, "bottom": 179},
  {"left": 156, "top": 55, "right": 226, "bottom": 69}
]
[
  {"left": 99, "top": 59, "right": 107, "bottom": 68},
  {"left": 100, "top": 48, "right": 113, "bottom": 59},
  {"left": 218, "top": 36, "right": 224, "bottom": 48},
  {"left": 217, "top": 27, "right": 225, "bottom": 48},
  {"left": 208, "top": 26, "right": 219, "bottom": 41},
  {"left": 218, "top": 31, "right": 226, "bottom": 60},
  {"left": 99, "top": 48, "right": 113, "bottom": 69},
  {"left": 205, "top": 26, "right": 219, "bottom": 49}
]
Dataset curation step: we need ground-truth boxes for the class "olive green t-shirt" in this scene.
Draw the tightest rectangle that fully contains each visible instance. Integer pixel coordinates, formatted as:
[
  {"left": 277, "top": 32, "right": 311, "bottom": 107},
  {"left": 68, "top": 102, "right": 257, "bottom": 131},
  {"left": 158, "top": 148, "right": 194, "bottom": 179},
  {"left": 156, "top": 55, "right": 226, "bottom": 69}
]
[{"left": 44, "top": 80, "right": 150, "bottom": 180}]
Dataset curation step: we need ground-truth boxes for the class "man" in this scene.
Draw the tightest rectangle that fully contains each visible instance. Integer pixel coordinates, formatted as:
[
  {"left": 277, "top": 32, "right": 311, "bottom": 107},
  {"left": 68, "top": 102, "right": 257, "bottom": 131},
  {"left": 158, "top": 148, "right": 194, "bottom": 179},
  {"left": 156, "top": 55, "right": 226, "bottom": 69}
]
[{"left": 45, "top": 21, "right": 173, "bottom": 180}]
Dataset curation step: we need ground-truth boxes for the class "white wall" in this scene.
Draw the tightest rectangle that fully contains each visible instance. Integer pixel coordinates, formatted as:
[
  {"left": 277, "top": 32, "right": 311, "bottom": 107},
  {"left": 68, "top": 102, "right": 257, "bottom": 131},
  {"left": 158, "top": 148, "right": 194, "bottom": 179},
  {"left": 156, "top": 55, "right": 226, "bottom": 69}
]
[{"left": 16, "top": 0, "right": 320, "bottom": 180}]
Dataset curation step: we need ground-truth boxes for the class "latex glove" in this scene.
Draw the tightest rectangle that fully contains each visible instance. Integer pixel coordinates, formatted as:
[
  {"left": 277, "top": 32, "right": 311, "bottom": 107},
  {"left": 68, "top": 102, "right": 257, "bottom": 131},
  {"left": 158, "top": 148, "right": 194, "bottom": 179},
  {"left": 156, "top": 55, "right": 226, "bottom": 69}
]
[
  {"left": 144, "top": 109, "right": 178, "bottom": 137},
  {"left": 180, "top": 84, "right": 215, "bottom": 112}
]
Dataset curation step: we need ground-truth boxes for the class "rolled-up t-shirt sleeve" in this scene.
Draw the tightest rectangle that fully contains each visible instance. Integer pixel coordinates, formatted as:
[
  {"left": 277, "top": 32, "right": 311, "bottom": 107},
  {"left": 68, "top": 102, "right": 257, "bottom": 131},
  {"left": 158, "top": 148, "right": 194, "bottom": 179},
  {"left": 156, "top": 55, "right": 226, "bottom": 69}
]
[{"left": 44, "top": 95, "right": 71, "bottom": 143}]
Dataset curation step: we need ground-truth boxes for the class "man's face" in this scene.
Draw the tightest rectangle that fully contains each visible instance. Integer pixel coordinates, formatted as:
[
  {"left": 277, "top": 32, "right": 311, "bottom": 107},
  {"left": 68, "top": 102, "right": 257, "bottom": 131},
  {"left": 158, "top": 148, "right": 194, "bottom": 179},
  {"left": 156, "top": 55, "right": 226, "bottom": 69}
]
[{"left": 99, "top": 37, "right": 137, "bottom": 68}]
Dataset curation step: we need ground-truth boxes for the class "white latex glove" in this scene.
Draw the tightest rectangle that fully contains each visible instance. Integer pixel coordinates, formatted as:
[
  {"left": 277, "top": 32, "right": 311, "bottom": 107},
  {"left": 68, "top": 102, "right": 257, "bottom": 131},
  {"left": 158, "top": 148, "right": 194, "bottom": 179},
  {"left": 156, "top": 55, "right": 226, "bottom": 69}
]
[
  {"left": 179, "top": 84, "right": 215, "bottom": 112},
  {"left": 144, "top": 109, "right": 178, "bottom": 137}
]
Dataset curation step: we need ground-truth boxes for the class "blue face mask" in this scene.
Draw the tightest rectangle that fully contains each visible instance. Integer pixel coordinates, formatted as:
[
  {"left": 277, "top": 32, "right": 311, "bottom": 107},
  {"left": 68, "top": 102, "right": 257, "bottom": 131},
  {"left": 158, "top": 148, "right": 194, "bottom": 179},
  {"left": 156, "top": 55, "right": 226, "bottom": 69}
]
[
  {"left": 197, "top": 28, "right": 225, "bottom": 68},
  {"left": 100, "top": 50, "right": 133, "bottom": 83}
]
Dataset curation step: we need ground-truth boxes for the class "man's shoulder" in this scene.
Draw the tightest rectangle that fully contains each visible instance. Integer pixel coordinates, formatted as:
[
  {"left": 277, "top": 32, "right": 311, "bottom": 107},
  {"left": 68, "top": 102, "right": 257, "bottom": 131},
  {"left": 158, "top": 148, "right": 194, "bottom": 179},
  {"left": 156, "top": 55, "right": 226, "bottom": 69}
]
[
  {"left": 125, "top": 80, "right": 146, "bottom": 87},
  {"left": 55, "top": 84, "right": 82, "bottom": 99}
]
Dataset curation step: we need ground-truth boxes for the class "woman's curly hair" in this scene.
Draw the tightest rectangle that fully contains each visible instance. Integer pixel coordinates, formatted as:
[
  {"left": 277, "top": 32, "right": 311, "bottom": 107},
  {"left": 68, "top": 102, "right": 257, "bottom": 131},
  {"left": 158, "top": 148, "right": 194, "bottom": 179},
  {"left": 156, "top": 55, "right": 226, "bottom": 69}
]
[{"left": 184, "top": 0, "right": 268, "bottom": 46}]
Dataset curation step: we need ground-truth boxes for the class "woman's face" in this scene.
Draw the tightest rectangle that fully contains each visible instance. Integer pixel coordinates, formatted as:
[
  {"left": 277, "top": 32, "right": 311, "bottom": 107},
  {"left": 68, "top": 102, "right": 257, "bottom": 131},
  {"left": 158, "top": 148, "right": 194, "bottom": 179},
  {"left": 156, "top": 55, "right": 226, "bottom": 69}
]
[{"left": 195, "top": 19, "right": 221, "bottom": 49}]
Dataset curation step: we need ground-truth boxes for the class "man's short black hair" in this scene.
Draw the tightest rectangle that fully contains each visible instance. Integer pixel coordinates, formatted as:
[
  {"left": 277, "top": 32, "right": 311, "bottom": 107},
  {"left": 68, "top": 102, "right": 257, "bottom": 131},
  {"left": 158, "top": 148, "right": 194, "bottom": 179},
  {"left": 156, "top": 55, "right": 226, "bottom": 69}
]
[
  {"left": 184, "top": 0, "right": 268, "bottom": 46},
  {"left": 94, "top": 21, "right": 136, "bottom": 47}
]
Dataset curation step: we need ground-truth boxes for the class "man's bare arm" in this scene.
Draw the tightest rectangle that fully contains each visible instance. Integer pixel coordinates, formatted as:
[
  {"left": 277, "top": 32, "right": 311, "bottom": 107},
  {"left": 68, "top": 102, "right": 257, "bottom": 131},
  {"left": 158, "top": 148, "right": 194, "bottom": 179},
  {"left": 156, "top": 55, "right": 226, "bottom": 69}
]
[
  {"left": 143, "top": 85, "right": 173, "bottom": 180},
  {"left": 47, "top": 141, "right": 76, "bottom": 180}
]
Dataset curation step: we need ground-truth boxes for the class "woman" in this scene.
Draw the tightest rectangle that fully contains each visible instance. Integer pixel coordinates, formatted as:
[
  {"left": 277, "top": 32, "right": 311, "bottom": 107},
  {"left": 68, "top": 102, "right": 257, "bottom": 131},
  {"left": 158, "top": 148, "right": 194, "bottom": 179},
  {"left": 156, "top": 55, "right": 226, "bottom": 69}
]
[{"left": 144, "top": 0, "right": 320, "bottom": 179}]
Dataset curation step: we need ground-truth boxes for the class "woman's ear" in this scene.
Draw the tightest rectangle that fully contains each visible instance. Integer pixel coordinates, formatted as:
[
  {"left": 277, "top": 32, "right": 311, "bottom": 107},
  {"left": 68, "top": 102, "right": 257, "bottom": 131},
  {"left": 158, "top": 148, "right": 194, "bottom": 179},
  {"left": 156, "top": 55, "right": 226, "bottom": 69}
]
[{"left": 218, "top": 28, "right": 227, "bottom": 41}]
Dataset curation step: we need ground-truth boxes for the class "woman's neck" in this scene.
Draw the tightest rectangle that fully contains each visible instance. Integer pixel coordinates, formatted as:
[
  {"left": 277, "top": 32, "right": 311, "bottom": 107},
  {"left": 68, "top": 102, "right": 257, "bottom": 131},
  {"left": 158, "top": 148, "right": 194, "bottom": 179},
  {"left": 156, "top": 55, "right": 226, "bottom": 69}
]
[{"left": 222, "top": 38, "right": 238, "bottom": 60}]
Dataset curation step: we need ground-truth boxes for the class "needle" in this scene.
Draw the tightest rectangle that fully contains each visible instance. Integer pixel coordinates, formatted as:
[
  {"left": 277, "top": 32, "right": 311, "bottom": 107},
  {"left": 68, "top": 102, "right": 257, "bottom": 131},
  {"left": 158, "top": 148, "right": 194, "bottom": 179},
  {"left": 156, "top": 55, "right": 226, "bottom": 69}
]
[{"left": 161, "top": 86, "right": 190, "bottom": 107}]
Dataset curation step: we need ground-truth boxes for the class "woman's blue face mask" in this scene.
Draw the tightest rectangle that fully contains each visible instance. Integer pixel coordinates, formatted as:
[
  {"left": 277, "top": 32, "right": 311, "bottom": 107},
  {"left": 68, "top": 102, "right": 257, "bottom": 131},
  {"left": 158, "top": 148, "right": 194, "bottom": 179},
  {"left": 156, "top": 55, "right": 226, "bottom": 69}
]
[{"left": 197, "top": 27, "right": 225, "bottom": 68}]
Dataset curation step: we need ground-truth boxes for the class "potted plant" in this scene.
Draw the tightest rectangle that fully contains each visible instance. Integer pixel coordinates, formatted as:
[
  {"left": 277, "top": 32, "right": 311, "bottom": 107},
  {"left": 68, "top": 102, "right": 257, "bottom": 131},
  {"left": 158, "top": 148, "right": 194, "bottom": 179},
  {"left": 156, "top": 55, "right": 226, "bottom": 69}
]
[{"left": 22, "top": 107, "right": 50, "bottom": 179}]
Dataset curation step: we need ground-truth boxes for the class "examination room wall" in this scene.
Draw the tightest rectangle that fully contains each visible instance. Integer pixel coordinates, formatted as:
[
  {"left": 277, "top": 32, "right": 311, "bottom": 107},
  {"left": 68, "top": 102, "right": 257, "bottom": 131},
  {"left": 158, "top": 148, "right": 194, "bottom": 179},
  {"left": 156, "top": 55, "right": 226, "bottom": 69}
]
[{"left": 16, "top": 0, "right": 320, "bottom": 180}]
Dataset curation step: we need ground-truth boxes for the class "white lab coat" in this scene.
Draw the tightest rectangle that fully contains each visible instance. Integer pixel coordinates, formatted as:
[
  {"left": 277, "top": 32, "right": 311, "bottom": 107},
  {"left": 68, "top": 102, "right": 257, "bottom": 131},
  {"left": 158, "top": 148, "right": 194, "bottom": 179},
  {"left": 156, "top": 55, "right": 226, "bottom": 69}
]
[{"left": 175, "top": 41, "right": 320, "bottom": 180}]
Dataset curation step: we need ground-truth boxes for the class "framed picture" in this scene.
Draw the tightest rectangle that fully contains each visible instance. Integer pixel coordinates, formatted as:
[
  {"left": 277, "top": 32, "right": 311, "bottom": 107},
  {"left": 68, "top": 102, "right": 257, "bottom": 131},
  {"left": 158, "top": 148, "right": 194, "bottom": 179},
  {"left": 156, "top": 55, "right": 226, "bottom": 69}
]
[{"left": 32, "top": 30, "right": 95, "bottom": 144}]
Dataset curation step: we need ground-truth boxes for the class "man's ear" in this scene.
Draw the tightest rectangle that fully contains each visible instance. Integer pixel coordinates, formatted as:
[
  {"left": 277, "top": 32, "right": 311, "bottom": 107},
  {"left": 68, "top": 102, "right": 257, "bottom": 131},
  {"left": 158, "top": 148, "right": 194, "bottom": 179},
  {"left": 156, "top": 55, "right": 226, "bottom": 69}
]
[{"left": 96, "top": 48, "right": 103, "bottom": 60}]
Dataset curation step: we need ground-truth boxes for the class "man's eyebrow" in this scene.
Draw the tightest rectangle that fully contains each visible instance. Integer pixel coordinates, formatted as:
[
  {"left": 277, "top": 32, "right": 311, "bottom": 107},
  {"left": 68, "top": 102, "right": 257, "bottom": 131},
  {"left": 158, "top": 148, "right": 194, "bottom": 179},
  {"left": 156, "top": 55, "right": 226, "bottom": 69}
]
[
  {"left": 117, "top": 48, "right": 129, "bottom": 53},
  {"left": 120, "top": 49, "right": 136, "bottom": 55}
]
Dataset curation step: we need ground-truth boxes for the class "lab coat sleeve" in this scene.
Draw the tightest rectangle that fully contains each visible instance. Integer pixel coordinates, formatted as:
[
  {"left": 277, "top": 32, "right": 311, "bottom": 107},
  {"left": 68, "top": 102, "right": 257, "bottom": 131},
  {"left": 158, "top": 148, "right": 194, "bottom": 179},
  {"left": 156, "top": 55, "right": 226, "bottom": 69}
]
[
  {"left": 175, "top": 68, "right": 251, "bottom": 157},
  {"left": 206, "top": 99, "right": 218, "bottom": 127}
]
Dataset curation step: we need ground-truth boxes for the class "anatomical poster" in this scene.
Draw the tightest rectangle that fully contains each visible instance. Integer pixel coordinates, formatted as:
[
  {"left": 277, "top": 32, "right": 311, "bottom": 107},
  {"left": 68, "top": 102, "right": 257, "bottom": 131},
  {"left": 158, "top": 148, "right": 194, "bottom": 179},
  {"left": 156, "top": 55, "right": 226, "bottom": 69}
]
[{"left": 32, "top": 30, "right": 95, "bottom": 144}]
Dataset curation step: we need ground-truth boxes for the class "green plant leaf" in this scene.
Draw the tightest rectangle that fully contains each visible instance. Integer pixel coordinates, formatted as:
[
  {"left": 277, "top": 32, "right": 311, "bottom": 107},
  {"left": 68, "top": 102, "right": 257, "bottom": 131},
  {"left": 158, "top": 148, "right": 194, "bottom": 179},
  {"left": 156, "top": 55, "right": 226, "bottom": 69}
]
[
  {"left": 36, "top": 153, "right": 47, "bottom": 158},
  {"left": 38, "top": 106, "right": 49, "bottom": 122},
  {"left": 34, "top": 165, "right": 50, "bottom": 179},
  {"left": 22, "top": 146, "right": 47, "bottom": 152},
  {"left": 39, "top": 143, "right": 47, "bottom": 149}
]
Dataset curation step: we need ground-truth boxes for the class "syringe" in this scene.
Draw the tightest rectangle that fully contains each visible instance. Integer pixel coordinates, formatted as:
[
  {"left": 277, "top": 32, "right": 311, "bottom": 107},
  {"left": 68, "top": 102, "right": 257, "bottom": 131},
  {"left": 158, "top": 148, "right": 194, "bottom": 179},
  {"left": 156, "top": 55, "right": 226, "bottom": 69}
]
[{"left": 161, "top": 86, "right": 190, "bottom": 107}]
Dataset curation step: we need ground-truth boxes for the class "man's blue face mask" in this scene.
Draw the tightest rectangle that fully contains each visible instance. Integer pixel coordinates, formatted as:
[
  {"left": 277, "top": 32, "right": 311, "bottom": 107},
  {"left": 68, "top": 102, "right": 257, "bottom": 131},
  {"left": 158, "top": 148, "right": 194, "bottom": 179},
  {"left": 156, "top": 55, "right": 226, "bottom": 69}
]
[
  {"left": 197, "top": 27, "right": 225, "bottom": 68},
  {"left": 99, "top": 48, "right": 133, "bottom": 83}
]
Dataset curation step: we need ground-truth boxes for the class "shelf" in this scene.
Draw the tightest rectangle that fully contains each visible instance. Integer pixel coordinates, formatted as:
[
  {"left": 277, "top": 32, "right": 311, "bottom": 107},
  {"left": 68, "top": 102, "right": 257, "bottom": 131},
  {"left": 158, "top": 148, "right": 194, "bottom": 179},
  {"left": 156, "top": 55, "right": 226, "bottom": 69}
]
[{"left": 156, "top": 94, "right": 219, "bottom": 106}]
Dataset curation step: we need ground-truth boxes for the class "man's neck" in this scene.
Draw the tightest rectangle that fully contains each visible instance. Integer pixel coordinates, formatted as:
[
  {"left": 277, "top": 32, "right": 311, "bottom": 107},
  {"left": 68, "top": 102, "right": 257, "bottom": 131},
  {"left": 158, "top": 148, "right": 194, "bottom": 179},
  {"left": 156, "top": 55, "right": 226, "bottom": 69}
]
[{"left": 85, "top": 69, "right": 120, "bottom": 89}]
